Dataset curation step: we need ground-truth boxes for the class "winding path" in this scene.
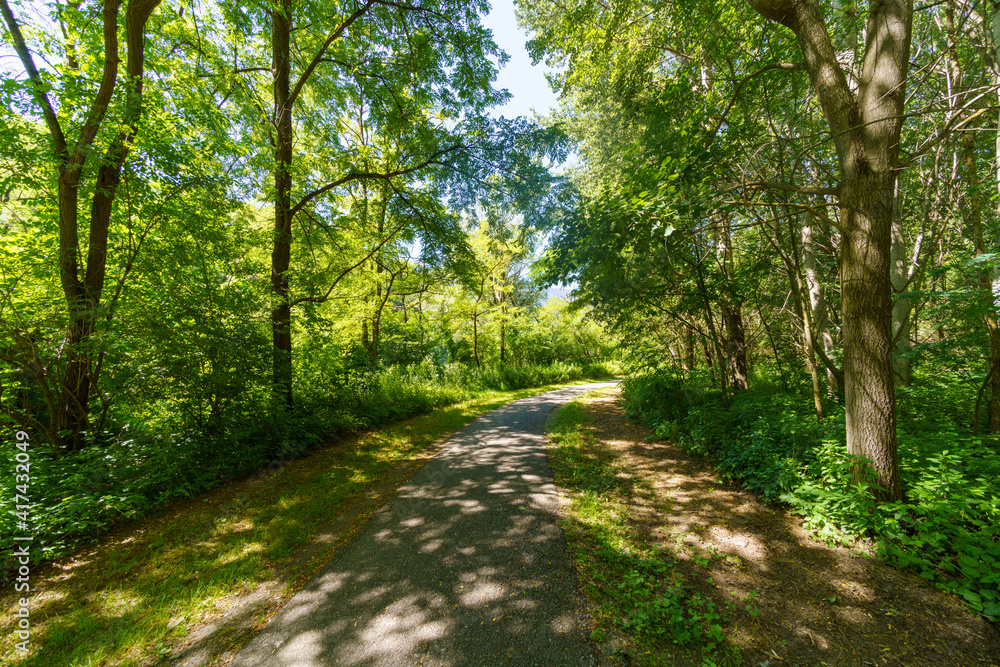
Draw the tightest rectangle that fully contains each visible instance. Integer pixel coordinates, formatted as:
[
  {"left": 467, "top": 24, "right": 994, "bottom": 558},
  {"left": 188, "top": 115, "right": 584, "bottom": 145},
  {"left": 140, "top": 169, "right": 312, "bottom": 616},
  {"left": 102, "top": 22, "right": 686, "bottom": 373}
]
[{"left": 230, "top": 382, "right": 616, "bottom": 667}]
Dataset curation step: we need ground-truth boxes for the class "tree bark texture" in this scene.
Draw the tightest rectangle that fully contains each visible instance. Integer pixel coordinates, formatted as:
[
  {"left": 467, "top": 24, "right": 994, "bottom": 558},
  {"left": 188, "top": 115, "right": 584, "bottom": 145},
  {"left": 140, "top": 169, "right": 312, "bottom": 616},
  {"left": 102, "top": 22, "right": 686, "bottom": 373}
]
[
  {"left": 271, "top": 0, "right": 294, "bottom": 406},
  {"left": 723, "top": 304, "right": 749, "bottom": 391},
  {"left": 747, "top": 0, "right": 911, "bottom": 500}
]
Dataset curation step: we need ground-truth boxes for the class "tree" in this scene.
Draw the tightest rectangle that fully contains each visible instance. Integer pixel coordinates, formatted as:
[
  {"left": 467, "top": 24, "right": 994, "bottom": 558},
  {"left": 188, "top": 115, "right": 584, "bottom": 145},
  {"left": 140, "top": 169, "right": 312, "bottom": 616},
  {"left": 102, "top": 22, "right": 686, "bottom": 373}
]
[
  {"left": 459, "top": 203, "right": 537, "bottom": 365},
  {"left": 225, "top": 0, "right": 512, "bottom": 404},
  {"left": 522, "top": 0, "right": 913, "bottom": 500},
  {"left": 1, "top": 0, "right": 163, "bottom": 448},
  {"left": 745, "top": 0, "right": 911, "bottom": 499}
]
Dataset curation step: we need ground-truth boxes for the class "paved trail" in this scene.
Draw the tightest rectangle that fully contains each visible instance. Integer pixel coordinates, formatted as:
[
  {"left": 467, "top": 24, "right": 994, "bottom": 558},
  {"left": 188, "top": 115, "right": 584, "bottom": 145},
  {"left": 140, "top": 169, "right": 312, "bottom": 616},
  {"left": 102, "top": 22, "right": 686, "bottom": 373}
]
[{"left": 230, "top": 382, "right": 616, "bottom": 667}]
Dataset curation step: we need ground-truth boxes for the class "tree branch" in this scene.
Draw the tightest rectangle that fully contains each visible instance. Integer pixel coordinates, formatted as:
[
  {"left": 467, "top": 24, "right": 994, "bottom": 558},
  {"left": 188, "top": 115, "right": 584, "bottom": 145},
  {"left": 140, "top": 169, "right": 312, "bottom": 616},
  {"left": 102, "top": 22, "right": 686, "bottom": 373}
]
[
  {"left": 290, "top": 143, "right": 462, "bottom": 217},
  {"left": 709, "top": 62, "right": 805, "bottom": 140},
  {"left": 287, "top": 0, "right": 375, "bottom": 109},
  {"left": 722, "top": 199, "right": 847, "bottom": 235},
  {"left": 69, "top": 0, "right": 122, "bottom": 170},
  {"left": 289, "top": 219, "right": 408, "bottom": 306},
  {"left": 734, "top": 180, "right": 839, "bottom": 196},
  {"left": 0, "top": 0, "right": 67, "bottom": 159}
]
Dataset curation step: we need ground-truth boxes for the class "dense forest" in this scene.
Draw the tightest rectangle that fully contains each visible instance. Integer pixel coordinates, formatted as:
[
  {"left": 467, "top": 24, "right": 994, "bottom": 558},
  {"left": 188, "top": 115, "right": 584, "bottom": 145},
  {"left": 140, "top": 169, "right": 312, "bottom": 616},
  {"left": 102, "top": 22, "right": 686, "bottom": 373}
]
[
  {"left": 2, "top": 0, "right": 999, "bottom": 656},
  {"left": 0, "top": 0, "right": 614, "bottom": 573}
]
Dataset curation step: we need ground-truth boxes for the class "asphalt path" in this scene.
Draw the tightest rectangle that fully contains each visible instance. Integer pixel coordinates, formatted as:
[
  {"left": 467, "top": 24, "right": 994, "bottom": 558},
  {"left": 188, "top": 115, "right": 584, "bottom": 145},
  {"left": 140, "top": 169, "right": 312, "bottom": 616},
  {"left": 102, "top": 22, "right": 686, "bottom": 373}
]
[{"left": 229, "top": 382, "right": 617, "bottom": 667}]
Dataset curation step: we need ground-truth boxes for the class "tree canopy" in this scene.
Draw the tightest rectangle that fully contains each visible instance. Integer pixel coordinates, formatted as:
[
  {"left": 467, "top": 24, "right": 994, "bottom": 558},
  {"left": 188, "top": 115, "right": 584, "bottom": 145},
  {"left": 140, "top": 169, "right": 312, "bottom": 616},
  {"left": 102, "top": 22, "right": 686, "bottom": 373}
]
[{"left": 3, "top": 0, "right": 1000, "bottom": 645}]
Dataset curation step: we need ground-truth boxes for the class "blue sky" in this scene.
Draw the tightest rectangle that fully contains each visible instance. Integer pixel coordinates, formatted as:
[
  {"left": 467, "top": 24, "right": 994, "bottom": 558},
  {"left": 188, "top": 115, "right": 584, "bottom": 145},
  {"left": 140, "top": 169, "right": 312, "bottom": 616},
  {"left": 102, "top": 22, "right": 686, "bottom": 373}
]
[
  {"left": 485, "top": 0, "right": 561, "bottom": 120},
  {"left": 3, "top": 0, "right": 561, "bottom": 119}
]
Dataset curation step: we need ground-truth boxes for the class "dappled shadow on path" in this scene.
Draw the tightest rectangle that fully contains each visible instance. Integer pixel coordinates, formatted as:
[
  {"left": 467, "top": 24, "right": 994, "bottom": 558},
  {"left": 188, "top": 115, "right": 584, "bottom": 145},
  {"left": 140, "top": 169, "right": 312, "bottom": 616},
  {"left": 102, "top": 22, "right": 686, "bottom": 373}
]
[
  {"left": 583, "top": 393, "right": 1000, "bottom": 667},
  {"left": 227, "top": 385, "right": 612, "bottom": 667}
]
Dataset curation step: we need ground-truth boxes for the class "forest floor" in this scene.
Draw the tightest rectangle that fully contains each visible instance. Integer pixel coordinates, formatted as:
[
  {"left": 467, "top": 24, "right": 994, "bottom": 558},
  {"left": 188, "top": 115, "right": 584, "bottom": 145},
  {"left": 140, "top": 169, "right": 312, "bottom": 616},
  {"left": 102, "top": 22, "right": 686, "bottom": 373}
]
[{"left": 552, "top": 388, "right": 1000, "bottom": 667}]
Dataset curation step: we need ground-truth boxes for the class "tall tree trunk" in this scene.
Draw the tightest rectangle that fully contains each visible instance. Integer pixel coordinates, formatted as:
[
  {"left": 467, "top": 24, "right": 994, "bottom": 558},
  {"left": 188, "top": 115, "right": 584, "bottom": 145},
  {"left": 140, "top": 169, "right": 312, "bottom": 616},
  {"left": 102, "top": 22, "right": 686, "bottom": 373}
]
[
  {"left": 271, "top": 0, "right": 294, "bottom": 406},
  {"left": 802, "top": 214, "right": 839, "bottom": 392},
  {"left": 889, "top": 206, "right": 918, "bottom": 386},
  {"left": 716, "top": 215, "right": 747, "bottom": 390},
  {"left": 500, "top": 302, "right": 507, "bottom": 364},
  {"left": 964, "top": 126, "right": 1000, "bottom": 431},
  {"left": 417, "top": 293, "right": 424, "bottom": 350},
  {"left": 695, "top": 264, "right": 729, "bottom": 406},
  {"left": 2, "top": 0, "right": 161, "bottom": 448},
  {"left": 776, "top": 211, "right": 828, "bottom": 419},
  {"left": 368, "top": 187, "right": 389, "bottom": 363},
  {"left": 473, "top": 309, "right": 481, "bottom": 367},
  {"left": 840, "top": 176, "right": 898, "bottom": 497},
  {"left": 723, "top": 304, "right": 749, "bottom": 390},
  {"left": 370, "top": 307, "right": 381, "bottom": 362},
  {"left": 787, "top": 255, "right": 825, "bottom": 421},
  {"left": 498, "top": 269, "right": 508, "bottom": 364},
  {"left": 992, "top": 2, "right": 1000, "bottom": 434},
  {"left": 748, "top": 0, "right": 910, "bottom": 500},
  {"left": 946, "top": 0, "right": 1000, "bottom": 432},
  {"left": 701, "top": 334, "right": 717, "bottom": 388}
]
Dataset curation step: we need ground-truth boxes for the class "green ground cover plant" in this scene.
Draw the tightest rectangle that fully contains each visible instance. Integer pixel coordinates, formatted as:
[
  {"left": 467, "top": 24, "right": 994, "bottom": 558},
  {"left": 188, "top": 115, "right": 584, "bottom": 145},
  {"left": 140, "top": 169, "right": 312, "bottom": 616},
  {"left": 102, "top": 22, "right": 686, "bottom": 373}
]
[
  {"left": 547, "top": 390, "right": 741, "bottom": 666},
  {"left": 621, "top": 371, "right": 1000, "bottom": 622}
]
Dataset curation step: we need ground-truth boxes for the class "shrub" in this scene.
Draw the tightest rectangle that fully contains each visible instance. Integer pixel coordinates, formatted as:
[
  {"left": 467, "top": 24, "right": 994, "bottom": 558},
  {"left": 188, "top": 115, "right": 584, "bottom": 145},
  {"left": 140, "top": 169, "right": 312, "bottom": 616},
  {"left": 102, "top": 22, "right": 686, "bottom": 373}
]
[
  {"left": 621, "top": 371, "right": 1000, "bottom": 621},
  {"left": 0, "top": 360, "right": 613, "bottom": 575}
]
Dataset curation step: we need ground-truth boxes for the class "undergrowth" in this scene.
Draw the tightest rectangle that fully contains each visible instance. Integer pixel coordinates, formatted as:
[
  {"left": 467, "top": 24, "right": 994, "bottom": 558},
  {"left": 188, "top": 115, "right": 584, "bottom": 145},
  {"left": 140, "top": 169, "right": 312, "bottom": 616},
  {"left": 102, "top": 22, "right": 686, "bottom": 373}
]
[
  {"left": 0, "top": 361, "right": 615, "bottom": 575},
  {"left": 621, "top": 370, "right": 1000, "bottom": 622},
  {"left": 548, "top": 394, "right": 741, "bottom": 666}
]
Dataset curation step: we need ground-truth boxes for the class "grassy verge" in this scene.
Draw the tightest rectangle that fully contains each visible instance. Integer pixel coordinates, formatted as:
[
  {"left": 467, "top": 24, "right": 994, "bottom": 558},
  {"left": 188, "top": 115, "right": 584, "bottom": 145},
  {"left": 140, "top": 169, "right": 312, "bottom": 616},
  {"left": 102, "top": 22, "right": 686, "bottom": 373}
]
[
  {"left": 0, "top": 380, "right": 598, "bottom": 667},
  {"left": 1, "top": 361, "right": 618, "bottom": 572},
  {"left": 547, "top": 389, "right": 742, "bottom": 667}
]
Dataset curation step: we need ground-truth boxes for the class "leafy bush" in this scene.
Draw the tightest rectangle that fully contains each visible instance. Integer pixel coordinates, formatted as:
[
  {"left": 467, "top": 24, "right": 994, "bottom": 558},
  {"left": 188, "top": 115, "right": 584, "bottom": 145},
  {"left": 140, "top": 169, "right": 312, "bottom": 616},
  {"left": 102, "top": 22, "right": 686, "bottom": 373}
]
[
  {"left": 622, "top": 371, "right": 1000, "bottom": 621},
  {"left": 0, "top": 360, "right": 613, "bottom": 575}
]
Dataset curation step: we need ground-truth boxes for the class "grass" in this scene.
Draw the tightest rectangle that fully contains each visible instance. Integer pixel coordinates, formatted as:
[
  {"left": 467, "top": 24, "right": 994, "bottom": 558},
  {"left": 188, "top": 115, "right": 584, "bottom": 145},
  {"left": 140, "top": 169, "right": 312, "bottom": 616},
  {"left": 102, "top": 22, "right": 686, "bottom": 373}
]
[
  {"left": 0, "top": 381, "right": 598, "bottom": 667},
  {"left": 546, "top": 388, "right": 742, "bottom": 667}
]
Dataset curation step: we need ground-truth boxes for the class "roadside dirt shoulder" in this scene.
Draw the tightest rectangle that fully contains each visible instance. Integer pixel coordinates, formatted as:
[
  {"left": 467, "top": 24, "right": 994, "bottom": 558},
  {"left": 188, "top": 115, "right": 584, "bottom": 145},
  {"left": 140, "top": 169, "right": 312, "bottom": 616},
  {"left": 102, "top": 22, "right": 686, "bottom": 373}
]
[{"left": 579, "top": 391, "right": 1000, "bottom": 667}]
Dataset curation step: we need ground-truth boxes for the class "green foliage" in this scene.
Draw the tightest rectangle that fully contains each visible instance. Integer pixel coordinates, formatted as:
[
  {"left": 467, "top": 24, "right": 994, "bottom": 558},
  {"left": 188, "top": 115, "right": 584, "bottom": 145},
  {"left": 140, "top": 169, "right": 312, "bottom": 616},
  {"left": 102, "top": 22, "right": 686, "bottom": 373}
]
[
  {"left": 548, "top": 394, "right": 740, "bottom": 665},
  {"left": 0, "top": 0, "right": 619, "bottom": 592},
  {"left": 622, "top": 370, "right": 1000, "bottom": 622},
  {"left": 440, "top": 360, "right": 614, "bottom": 391},
  {"left": 877, "top": 440, "right": 1000, "bottom": 619},
  {"left": 0, "top": 362, "right": 611, "bottom": 573}
]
